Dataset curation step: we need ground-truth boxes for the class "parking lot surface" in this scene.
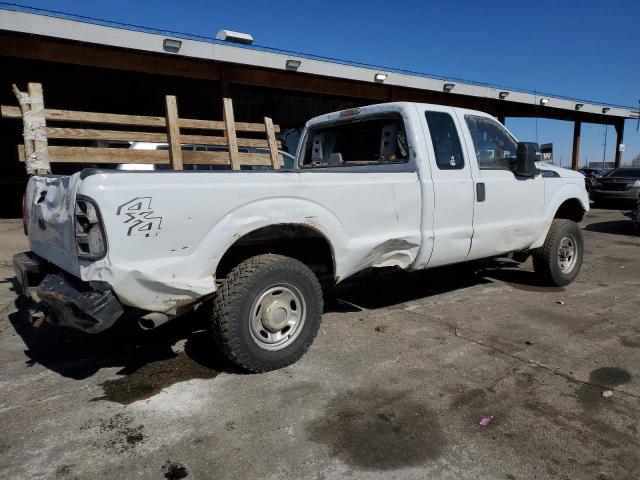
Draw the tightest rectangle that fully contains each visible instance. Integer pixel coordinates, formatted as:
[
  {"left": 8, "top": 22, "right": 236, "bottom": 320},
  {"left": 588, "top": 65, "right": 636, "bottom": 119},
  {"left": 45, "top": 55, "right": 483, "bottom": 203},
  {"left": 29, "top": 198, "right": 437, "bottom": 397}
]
[{"left": 1, "top": 209, "right": 639, "bottom": 480}]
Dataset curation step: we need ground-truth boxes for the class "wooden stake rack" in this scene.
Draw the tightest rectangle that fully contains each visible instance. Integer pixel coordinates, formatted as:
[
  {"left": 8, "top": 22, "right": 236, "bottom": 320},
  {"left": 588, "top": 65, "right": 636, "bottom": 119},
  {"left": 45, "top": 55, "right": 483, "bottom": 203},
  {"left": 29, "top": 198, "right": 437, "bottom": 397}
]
[{"left": 1, "top": 83, "right": 283, "bottom": 174}]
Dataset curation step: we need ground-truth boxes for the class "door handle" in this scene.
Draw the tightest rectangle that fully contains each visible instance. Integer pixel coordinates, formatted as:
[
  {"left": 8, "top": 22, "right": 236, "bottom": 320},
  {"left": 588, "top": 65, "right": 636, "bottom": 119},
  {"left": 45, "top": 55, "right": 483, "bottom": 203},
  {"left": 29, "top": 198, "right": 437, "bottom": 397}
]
[{"left": 476, "top": 182, "right": 486, "bottom": 202}]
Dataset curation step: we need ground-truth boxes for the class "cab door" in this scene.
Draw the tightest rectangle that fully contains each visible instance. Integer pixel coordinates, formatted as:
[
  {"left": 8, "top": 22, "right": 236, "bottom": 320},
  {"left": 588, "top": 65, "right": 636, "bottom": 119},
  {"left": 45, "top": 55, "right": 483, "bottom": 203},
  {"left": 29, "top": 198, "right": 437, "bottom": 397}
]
[
  {"left": 419, "top": 106, "right": 475, "bottom": 267},
  {"left": 456, "top": 111, "right": 545, "bottom": 260}
]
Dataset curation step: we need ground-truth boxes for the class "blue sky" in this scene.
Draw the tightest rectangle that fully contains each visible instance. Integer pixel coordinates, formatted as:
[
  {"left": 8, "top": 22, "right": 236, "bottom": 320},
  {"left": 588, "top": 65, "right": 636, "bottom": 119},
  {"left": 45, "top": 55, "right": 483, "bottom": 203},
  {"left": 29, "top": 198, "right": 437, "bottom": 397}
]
[{"left": 6, "top": 0, "right": 640, "bottom": 166}]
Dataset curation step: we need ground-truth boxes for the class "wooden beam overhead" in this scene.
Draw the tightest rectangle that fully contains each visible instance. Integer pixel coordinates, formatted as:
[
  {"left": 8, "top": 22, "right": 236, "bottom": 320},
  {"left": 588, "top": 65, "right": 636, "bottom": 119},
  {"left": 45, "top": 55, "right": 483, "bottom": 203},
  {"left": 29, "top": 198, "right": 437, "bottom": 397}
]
[{"left": 0, "top": 31, "right": 623, "bottom": 126}]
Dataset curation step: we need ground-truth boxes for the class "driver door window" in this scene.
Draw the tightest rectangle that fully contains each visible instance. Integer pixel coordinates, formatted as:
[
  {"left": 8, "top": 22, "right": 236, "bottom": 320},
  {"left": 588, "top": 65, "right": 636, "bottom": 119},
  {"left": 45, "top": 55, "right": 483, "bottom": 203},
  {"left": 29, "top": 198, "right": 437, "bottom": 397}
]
[{"left": 465, "top": 115, "right": 518, "bottom": 170}]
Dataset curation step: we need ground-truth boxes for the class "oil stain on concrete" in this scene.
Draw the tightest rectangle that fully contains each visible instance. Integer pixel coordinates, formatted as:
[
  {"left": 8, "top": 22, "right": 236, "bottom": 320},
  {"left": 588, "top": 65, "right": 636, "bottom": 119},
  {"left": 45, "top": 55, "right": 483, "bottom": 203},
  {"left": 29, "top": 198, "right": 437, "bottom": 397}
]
[
  {"left": 619, "top": 335, "right": 640, "bottom": 348},
  {"left": 576, "top": 367, "right": 632, "bottom": 410},
  {"left": 94, "top": 352, "right": 219, "bottom": 404},
  {"left": 306, "top": 388, "right": 446, "bottom": 470}
]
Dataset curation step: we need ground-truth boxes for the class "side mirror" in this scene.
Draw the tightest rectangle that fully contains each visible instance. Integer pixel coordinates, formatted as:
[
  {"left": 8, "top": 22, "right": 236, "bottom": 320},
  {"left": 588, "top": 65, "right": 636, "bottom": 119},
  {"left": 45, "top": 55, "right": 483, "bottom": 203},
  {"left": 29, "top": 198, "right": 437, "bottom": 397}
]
[{"left": 515, "top": 142, "right": 539, "bottom": 177}]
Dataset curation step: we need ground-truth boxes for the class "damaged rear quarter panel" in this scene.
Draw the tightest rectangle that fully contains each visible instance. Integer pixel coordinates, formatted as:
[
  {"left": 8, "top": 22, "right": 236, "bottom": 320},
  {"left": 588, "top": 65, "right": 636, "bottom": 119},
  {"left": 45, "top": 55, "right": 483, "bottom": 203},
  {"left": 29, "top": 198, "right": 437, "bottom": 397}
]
[{"left": 26, "top": 174, "right": 82, "bottom": 276}]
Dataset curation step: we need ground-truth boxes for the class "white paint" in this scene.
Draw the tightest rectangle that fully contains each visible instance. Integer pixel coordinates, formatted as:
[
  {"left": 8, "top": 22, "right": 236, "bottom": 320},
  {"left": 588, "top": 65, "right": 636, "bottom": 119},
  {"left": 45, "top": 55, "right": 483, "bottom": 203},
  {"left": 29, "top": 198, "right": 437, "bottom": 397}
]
[{"left": 26, "top": 102, "right": 589, "bottom": 314}]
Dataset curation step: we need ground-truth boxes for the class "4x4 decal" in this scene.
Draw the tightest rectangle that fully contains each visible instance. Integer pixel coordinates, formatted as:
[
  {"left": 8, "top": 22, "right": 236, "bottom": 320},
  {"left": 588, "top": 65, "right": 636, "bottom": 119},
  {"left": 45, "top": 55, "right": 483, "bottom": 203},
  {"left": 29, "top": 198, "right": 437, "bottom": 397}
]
[{"left": 116, "top": 197, "right": 162, "bottom": 237}]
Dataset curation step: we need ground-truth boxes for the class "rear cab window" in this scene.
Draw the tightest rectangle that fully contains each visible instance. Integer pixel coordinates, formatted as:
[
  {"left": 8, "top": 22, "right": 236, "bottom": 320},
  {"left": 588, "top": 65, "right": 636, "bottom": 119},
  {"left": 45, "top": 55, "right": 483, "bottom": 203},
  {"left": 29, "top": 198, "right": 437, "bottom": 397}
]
[
  {"left": 300, "top": 115, "right": 409, "bottom": 168},
  {"left": 424, "top": 111, "right": 465, "bottom": 170}
]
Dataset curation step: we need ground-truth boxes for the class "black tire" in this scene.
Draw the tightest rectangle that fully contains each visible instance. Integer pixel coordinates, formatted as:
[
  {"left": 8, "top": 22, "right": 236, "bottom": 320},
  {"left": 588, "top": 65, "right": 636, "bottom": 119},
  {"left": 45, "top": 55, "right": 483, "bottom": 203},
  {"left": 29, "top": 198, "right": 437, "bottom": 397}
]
[
  {"left": 212, "top": 254, "right": 323, "bottom": 372},
  {"left": 532, "top": 219, "right": 584, "bottom": 286}
]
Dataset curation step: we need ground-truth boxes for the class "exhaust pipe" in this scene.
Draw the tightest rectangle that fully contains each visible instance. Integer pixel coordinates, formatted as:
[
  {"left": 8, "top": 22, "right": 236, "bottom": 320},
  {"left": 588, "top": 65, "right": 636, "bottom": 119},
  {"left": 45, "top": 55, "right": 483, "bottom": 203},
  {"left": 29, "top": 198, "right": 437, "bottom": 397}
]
[{"left": 138, "top": 312, "right": 172, "bottom": 330}]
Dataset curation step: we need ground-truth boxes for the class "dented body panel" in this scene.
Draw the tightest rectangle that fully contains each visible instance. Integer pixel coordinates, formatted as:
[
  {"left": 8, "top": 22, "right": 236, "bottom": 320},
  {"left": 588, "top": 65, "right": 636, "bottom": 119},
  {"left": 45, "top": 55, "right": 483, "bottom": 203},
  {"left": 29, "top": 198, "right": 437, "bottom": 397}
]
[{"left": 21, "top": 101, "right": 588, "bottom": 324}]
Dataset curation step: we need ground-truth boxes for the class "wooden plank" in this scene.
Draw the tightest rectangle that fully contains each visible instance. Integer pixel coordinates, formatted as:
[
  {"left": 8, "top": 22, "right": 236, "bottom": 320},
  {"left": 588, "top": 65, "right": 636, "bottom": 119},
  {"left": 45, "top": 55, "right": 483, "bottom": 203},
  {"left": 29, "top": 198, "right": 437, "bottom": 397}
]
[
  {"left": 45, "top": 127, "right": 270, "bottom": 148},
  {"left": 2, "top": 105, "right": 280, "bottom": 132},
  {"left": 164, "top": 96, "right": 183, "bottom": 170},
  {"left": 179, "top": 117, "right": 280, "bottom": 132},
  {"left": 46, "top": 127, "right": 168, "bottom": 143},
  {"left": 27, "top": 83, "right": 50, "bottom": 174},
  {"left": 18, "top": 146, "right": 272, "bottom": 166},
  {"left": 223, "top": 98, "right": 240, "bottom": 170},
  {"left": 264, "top": 117, "right": 282, "bottom": 169},
  {"left": 1, "top": 105, "right": 167, "bottom": 127}
]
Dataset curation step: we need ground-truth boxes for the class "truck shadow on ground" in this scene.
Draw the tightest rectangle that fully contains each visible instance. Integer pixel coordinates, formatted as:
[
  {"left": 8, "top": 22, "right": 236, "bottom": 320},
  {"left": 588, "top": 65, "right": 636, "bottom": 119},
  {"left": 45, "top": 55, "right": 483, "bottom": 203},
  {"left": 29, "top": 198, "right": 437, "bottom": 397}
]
[
  {"left": 332, "top": 259, "right": 550, "bottom": 309},
  {"left": 584, "top": 219, "right": 637, "bottom": 236},
  {"left": 6, "top": 258, "right": 545, "bottom": 396},
  {"left": 7, "top": 284, "right": 240, "bottom": 388}
]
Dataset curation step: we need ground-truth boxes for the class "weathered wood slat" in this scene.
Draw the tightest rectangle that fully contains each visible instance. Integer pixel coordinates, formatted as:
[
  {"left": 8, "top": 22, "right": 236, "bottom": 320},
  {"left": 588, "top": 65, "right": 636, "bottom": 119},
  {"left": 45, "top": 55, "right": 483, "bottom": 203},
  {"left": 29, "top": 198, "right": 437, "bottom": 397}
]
[
  {"left": 27, "top": 83, "right": 49, "bottom": 172},
  {"left": 165, "top": 96, "right": 183, "bottom": 170},
  {"left": 18, "top": 146, "right": 273, "bottom": 165},
  {"left": 223, "top": 98, "right": 240, "bottom": 170},
  {"left": 264, "top": 117, "right": 282, "bottom": 169},
  {"left": 44, "top": 127, "right": 270, "bottom": 148},
  {"left": 2, "top": 105, "right": 280, "bottom": 132}
]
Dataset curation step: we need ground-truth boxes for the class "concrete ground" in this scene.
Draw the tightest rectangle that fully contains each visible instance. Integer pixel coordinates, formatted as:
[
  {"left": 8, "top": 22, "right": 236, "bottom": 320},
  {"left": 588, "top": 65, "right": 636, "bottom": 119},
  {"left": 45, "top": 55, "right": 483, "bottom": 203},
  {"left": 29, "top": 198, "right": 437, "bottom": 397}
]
[{"left": 1, "top": 209, "right": 639, "bottom": 480}]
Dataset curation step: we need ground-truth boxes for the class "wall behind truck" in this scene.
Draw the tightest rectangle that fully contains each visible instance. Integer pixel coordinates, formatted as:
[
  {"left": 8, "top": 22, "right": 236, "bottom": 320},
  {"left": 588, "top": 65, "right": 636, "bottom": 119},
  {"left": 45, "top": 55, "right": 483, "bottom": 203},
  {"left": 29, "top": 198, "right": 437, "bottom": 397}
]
[{"left": 0, "top": 56, "right": 223, "bottom": 217}]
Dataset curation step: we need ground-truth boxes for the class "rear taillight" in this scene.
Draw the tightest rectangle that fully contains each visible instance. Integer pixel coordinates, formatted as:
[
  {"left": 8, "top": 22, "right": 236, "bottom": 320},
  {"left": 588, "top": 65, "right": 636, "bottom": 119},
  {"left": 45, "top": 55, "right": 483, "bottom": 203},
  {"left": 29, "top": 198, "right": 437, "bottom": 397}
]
[
  {"left": 21, "top": 192, "right": 28, "bottom": 236},
  {"left": 75, "top": 196, "right": 107, "bottom": 260}
]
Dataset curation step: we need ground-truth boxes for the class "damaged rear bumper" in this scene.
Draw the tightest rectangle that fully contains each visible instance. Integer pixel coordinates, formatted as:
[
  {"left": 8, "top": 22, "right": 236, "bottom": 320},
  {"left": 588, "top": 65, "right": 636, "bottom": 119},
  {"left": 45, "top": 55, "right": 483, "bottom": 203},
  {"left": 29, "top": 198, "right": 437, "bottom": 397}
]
[{"left": 13, "top": 252, "right": 124, "bottom": 334}]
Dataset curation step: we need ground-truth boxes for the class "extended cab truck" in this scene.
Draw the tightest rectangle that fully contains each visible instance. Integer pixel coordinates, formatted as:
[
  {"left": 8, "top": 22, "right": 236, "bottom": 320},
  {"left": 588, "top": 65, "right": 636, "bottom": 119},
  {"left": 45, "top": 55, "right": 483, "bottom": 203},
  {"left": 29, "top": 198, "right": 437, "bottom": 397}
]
[{"left": 14, "top": 102, "right": 589, "bottom": 372}]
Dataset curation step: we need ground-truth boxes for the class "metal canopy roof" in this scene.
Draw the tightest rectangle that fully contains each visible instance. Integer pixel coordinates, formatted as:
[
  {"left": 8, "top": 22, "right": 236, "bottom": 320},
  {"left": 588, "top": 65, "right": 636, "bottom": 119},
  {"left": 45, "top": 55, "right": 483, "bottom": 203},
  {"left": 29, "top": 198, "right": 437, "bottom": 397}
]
[{"left": 0, "top": 6, "right": 638, "bottom": 121}]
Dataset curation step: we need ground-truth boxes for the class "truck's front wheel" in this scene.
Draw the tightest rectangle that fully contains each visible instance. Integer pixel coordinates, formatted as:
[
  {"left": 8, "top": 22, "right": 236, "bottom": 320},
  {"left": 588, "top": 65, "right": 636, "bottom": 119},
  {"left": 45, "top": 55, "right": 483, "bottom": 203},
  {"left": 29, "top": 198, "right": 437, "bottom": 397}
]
[
  {"left": 532, "top": 219, "right": 584, "bottom": 287},
  {"left": 212, "top": 254, "right": 323, "bottom": 372}
]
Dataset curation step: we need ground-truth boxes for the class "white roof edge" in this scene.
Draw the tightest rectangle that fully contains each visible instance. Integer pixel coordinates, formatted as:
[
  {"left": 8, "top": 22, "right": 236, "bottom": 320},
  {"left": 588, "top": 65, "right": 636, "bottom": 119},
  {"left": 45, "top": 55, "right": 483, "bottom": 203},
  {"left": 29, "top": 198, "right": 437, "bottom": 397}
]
[{"left": 0, "top": 9, "right": 636, "bottom": 120}]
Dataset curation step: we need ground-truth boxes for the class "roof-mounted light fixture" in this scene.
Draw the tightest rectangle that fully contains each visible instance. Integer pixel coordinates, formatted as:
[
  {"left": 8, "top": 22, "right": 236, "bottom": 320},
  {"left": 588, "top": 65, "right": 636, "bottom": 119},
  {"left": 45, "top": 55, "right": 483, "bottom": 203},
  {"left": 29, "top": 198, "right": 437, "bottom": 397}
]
[
  {"left": 216, "top": 29, "right": 254, "bottom": 45},
  {"left": 575, "top": 103, "right": 584, "bottom": 110},
  {"left": 163, "top": 38, "right": 182, "bottom": 53},
  {"left": 286, "top": 59, "right": 301, "bottom": 71},
  {"left": 499, "top": 91, "right": 509, "bottom": 99},
  {"left": 540, "top": 98, "right": 549, "bottom": 106},
  {"left": 602, "top": 107, "right": 610, "bottom": 114},
  {"left": 443, "top": 83, "right": 455, "bottom": 93},
  {"left": 374, "top": 73, "right": 388, "bottom": 83}
]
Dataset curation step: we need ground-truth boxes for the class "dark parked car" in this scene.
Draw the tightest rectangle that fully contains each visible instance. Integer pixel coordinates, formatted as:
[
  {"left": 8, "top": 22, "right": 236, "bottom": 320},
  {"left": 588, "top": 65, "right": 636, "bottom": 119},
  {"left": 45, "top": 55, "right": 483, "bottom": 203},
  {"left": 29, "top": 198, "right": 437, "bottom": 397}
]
[
  {"left": 579, "top": 168, "right": 609, "bottom": 191},
  {"left": 590, "top": 167, "right": 640, "bottom": 208},
  {"left": 579, "top": 167, "right": 608, "bottom": 178}
]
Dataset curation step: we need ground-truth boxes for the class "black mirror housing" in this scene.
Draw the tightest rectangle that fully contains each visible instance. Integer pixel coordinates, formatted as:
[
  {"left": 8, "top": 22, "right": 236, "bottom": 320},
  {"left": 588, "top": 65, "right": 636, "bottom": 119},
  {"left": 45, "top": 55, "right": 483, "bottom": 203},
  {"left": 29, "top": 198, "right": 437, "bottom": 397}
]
[{"left": 515, "top": 142, "right": 539, "bottom": 177}]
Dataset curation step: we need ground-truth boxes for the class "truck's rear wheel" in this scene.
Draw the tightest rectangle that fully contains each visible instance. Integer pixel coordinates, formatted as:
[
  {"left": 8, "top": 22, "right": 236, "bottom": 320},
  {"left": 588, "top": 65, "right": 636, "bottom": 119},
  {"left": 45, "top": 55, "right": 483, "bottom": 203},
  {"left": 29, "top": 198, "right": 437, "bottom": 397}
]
[
  {"left": 532, "top": 219, "right": 584, "bottom": 286},
  {"left": 212, "top": 254, "right": 323, "bottom": 372}
]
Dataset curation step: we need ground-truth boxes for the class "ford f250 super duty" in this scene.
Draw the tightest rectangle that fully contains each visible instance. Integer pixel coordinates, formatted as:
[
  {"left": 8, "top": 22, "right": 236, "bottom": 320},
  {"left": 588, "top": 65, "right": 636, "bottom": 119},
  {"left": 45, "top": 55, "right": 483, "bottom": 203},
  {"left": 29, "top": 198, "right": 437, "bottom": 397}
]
[{"left": 14, "top": 102, "right": 589, "bottom": 372}]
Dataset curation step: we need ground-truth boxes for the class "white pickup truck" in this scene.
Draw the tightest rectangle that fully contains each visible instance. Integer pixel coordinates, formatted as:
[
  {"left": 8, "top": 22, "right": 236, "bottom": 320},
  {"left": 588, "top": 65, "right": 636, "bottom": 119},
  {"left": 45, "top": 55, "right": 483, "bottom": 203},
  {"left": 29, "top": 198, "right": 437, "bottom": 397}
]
[{"left": 14, "top": 102, "right": 589, "bottom": 372}]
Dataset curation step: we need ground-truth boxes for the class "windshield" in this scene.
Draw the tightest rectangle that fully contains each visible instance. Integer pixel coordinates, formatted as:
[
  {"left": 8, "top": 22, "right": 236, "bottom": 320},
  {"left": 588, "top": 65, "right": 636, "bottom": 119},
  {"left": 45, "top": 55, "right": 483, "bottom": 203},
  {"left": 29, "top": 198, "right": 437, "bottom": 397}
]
[{"left": 604, "top": 168, "right": 640, "bottom": 178}]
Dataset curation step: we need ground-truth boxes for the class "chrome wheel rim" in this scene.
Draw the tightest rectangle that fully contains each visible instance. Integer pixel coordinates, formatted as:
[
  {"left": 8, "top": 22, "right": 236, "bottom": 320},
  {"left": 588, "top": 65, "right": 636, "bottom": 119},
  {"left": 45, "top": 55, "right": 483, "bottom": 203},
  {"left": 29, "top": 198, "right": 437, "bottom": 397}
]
[
  {"left": 249, "top": 284, "right": 306, "bottom": 351},
  {"left": 558, "top": 235, "right": 578, "bottom": 274}
]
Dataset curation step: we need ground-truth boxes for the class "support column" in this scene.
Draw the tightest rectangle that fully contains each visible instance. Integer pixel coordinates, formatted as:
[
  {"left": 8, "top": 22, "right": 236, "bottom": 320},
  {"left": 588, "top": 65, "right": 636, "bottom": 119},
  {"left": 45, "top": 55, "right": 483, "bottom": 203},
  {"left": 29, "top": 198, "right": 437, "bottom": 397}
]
[
  {"left": 614, "top": 121, "right": 624, "bottom": 168},
  {"left": 571, "top": 120, "right": 581, "bottom": 170},
  {"left": 497, "top": 114, "right": 505, "bottom": 125}
]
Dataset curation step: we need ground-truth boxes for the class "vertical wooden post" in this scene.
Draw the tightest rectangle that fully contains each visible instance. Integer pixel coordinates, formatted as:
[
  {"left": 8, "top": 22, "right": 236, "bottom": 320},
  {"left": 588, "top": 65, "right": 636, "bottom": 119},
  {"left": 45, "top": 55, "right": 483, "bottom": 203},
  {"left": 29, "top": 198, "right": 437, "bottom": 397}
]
[
  {"left": 571, "top": 120, "right": 581, "bottom": 171},
  {"left": 164, "top": 95, "right": 183, "bottom": 170},
  {"left": 27, "top": 83, "right": 49, "bottom": 174},
  {"left": 614, "top": 121, "right": 624, "bottom": 168},
  {"left": 264, "top": 117, "right": 282, "bottom": 169},
  {"left": 12, "top": 82, "right": 50, "bottom": 174},
  {"left": 223, "top": 97, "right": 240, "bottom": 170}
]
